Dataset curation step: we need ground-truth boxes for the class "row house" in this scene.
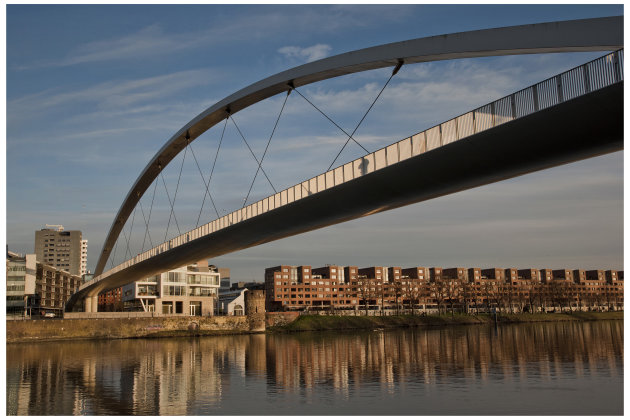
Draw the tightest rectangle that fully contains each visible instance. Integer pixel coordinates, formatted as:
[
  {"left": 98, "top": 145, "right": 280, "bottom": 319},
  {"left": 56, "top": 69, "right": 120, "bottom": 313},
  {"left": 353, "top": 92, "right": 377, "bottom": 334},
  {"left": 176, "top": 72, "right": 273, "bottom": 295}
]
[
  {"left": 552, "top": 269, "right": 573, "bottom": 282},
  {"left": 401, "top": 267, "right": 428, "bottom": 281},
  {"left": 358, "top": 266, "right": 388, "bottom": 282},
  {"left": 443, "top": 267, "right": 468, "bottom": 282},
  {"left": 98, "top": 287, "right": 123, "bottom": 311},
  {"left": 518, "top": 268, "right": 541, "bottom": 282},
  {"left": 265, "top": 264, "right": 624, "bottom": 313},
  {"left": 481, "top": 268, "right": 505, "bottom": 282}
]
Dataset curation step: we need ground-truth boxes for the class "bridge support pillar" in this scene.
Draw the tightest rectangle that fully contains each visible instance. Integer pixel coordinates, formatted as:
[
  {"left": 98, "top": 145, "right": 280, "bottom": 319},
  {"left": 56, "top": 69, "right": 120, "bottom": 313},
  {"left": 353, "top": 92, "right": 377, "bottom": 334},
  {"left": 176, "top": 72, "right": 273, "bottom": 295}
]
[{"left": 84, "top": 296, "right": 99, "bottom": 313}]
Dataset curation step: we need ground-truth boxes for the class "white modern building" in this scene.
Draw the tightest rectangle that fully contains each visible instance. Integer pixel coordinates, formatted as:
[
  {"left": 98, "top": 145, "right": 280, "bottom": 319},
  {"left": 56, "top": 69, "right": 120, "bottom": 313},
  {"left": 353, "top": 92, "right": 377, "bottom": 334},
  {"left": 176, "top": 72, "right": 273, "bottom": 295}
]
[
  {"left": 6, "top": 252, "right": 36, "bottom": 316},
  {"left": 122, "top": 261, "right": 220, "bottom": 316}
]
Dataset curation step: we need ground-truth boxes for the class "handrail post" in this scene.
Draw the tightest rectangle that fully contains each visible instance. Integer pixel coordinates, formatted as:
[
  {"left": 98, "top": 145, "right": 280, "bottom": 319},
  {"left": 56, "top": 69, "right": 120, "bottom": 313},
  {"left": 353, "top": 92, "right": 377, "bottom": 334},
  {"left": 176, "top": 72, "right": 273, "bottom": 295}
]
[
  {"left": 556, "top": 75, "right": 564, "bottom": 103},
  {"left": 613, "top": 51, "right": 622, "bottom": 83},
  {"left": 490, "top": 102, "right": 496, "bottom": 127},
  {"left": 455, "top": 117, "right": 459, "bottom": 140},
  {"left": 532, "top": 85, "right": 539, "bottom": 112},
  {"left": 510, "top": 94, "right": 516, "bottom": 119},
  {"left": 583, "top": 64, "right": 591, "bottom": 94}
]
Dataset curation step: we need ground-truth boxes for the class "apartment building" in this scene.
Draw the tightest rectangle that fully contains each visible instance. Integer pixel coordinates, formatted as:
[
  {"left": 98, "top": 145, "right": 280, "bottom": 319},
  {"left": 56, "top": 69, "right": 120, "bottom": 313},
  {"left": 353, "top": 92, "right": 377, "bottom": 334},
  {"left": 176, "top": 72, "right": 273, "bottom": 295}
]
[
  {"left": 481, "top": 268, "right": 504, "bottom": 282},
  {"left": 518, "top": 269, "right": 541, "bottom": 282},
  {"left": 122, "top": 261, "right": 220, "bottom": 315},
  {"left": 539, "top": 269, "right": 554, "bottom": 283},
  {"left": 401, "top": 267, "right": 428, "bottom": 281},
  {"left": 34, "top": 225, "right": 87, "bottom": 276},
  {"left": 552, "top": 269, "right": 574, "bottom": 282},
  {"left": 7, "top": 249, "right": 82, "bottom": 316},
  {"left": 36, "top": 263, "right": 81, "bottom": 313},
  {"left": 265, "top": 265, "right": 356, "bottom": 312},
  {"left": 265, "top": 263, "right": 623, "bottom": 313},
  {"left": 98, "top": 287, "right": 123, "bottom": 311},
  {"left": 443, "top": 267, "right": 468, "bottom": 282}
]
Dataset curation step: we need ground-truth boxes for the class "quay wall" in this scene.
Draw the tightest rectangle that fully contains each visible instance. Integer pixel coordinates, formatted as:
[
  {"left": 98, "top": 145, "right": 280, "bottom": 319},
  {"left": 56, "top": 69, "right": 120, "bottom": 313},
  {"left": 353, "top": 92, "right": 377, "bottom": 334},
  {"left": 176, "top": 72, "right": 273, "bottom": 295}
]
[
  {"left": 6, "top": 315, "right": 251, "bottom": 343},
  {"left": 266, "top": 311, "right": 300, "bottom": 327}
]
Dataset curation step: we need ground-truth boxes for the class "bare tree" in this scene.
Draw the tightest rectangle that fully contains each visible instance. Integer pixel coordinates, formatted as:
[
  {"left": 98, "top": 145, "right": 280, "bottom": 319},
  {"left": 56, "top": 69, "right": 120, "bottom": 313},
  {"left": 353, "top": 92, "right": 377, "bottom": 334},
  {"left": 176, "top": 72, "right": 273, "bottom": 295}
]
[
  {"left": 391, "top": 278, "right": 404, "bottom": 315},
  {"left": 431, "top": 279, "right": 447, "bottom": 315},
  {"left": 603, "top": 284, "right": 614, "bottom": 311},
  {"left": 405, "top": 279, "right": 421, "bottom": 315},
  {"left": 357, "top": 277, "right": 375, "bottom": 316},
  {"left": 461, "top": 281, "right": 475, "bottom": 314}
]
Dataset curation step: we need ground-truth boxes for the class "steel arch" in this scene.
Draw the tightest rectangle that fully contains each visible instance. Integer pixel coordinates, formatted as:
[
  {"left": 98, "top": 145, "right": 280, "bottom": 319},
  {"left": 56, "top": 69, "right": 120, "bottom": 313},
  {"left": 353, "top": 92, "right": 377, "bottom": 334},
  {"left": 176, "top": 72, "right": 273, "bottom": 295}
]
[{"left": 95, "top": 16, "right": 623, "bottom": 275}]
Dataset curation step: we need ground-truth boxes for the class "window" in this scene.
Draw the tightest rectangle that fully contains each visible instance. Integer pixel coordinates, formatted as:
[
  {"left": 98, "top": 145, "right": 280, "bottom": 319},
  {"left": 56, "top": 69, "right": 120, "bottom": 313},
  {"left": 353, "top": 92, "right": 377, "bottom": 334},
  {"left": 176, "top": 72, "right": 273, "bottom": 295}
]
[
  {"left": 168, "top": 272, "right": 185, "bottom": 283},
  {"left": 163, "top": 285, "right": 185, "bottom": 296},
  {"left": 162, "top": 302, "right": 173, "bottom": 314}
]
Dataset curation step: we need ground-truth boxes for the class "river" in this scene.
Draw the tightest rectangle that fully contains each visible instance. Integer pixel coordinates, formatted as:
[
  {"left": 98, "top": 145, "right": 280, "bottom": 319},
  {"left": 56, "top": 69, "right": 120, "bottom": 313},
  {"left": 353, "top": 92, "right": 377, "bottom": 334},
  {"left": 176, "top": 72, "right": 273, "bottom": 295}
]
[{"left": 6, "top": 320, "right": 623, "bottom": 415}]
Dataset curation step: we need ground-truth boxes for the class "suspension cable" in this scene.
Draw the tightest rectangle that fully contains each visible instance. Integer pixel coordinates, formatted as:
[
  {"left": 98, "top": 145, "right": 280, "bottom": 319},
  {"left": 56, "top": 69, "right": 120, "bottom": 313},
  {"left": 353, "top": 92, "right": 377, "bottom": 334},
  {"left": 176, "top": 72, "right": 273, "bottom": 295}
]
[
  {"left": 124, "top": 206, "right": 138, "bottom": 260},
  {"left": 292, "top": 87, "right": 368, "bottom": 154},
  {"left": 229, "top": 115, "right": 277, "bottom": 193},
  {"left": 120, "top": 226, "right": 130, "bottom": 262},
  {"left": 188, "top": 141, "right": 222, "bottom": 226},
  {"left": 140, "top": 177, "right": 158, "bottom": 252},
  {"left": 196, "top": 118, "right": 227, "bottom": 226},
  {"left": 327, "top": 61, "right": 403, "bottom": 171},
  {"left": 138, "top": 199, "right": 154, "bottom": 252},
  {"left": 163, "top": 141, "right": 187, "bottom": 242},
  {"left": 160, "top": 172, "right": 182, "bottom": 242},
  {"left": 243, "top": 89, "right": 291, "bottom": 207},
  {"left": 109, "top": 239, "right": 119, "bottom": 269}
]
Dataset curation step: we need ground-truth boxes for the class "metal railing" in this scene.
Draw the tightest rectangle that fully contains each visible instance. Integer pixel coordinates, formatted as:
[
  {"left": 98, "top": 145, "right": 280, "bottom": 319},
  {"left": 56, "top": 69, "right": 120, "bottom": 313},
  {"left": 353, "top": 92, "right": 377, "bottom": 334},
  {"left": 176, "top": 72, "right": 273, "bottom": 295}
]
[{"left": 93, "top": 49, "right": 623, "bottom": 285}]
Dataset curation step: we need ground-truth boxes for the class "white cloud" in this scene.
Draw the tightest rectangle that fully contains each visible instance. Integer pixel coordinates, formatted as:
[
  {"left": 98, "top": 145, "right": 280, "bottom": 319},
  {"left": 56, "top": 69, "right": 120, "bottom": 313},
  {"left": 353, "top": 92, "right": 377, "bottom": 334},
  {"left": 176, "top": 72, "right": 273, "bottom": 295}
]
[{"left": 278, "top": 44, "right": 332, "bottom": 63}]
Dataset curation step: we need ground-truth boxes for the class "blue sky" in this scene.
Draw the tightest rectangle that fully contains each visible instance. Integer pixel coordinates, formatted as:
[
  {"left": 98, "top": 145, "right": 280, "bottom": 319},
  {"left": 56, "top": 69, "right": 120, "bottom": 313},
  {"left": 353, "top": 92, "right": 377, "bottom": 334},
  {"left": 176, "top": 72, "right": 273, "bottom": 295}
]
[{"left": 6, "top": 4, "right": 624, "bottom": 281}]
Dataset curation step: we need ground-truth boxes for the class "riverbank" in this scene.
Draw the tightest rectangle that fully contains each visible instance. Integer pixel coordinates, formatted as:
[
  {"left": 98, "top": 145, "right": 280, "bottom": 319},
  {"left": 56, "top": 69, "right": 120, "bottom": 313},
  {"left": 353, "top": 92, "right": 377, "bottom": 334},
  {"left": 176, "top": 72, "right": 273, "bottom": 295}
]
[
  {"left": 6, "top": 316, "right": 253, "bottom": 343},
  {"left": 6, "top": 311, "right": 622, "bottom": 343},
  {"left": 268, "top": 311, "right": 623, "bottom": 332}
]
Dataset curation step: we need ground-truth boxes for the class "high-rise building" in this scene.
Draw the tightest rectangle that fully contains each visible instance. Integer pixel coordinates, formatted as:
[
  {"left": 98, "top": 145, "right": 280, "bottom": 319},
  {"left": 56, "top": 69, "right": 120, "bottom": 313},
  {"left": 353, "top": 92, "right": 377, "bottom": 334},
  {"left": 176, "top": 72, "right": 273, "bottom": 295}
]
[{"left": 34, "top": 225, "right": 87, "bottom": 276}]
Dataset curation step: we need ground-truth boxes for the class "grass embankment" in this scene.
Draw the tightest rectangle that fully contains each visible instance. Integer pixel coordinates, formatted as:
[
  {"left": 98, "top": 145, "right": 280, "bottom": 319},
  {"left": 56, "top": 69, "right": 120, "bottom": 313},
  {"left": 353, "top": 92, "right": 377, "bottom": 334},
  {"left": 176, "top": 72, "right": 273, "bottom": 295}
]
[{"left": 270, "top": 311, "right": 622, "bottom": 332}]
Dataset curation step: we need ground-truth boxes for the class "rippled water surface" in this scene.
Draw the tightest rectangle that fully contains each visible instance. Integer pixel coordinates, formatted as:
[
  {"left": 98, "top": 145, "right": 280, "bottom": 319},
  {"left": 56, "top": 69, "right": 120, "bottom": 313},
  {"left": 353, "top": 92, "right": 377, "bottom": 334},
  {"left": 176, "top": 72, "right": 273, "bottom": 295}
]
[{"left": 6, "top": 320, "right": 623, "bottom": 415}]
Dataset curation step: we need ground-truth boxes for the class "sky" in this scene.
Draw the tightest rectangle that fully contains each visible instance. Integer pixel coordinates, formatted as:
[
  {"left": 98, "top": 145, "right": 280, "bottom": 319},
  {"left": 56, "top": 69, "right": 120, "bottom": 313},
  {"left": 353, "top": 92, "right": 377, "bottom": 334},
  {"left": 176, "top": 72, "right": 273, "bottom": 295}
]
[{"left": 5, "top": 4, "right": 624, "bottom": 282}]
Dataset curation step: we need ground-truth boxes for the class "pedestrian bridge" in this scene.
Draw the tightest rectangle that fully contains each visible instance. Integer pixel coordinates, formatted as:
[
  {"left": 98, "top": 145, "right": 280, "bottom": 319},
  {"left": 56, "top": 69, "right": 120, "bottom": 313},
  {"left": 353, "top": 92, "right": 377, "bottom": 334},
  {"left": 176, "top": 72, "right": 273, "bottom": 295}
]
[{"left": 66, "top": 17, "right": 623, "bottom": 312}]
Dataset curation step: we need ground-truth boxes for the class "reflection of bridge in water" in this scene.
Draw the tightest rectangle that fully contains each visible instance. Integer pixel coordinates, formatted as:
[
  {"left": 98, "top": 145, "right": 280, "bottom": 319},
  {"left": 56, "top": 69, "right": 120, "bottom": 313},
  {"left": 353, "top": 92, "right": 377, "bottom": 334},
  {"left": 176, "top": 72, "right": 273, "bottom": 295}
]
[
  {"left": 67, "top": 17, "right": 623, "bottom": 312},
  {"left": 6, "top": 321, "right": 624, "bottom": 415}
]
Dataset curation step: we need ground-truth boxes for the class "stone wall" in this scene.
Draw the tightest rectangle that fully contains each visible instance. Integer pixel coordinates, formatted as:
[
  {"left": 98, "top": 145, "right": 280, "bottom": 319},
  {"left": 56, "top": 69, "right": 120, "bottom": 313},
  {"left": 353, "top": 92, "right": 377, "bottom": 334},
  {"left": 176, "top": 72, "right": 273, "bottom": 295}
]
[
  {"left": 6, "top": 316, "right": 251, "bottom": 343},
  {"left": 266, "top": 311, "right": 300, "bottom": 327}
]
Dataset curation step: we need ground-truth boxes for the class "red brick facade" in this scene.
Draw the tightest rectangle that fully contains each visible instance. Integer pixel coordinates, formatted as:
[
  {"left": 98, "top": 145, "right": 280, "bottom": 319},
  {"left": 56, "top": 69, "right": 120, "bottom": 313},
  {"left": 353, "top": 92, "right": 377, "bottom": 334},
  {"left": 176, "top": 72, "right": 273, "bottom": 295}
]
[{"left": 265, "top": 264, "right": 624, "bottom": 313}]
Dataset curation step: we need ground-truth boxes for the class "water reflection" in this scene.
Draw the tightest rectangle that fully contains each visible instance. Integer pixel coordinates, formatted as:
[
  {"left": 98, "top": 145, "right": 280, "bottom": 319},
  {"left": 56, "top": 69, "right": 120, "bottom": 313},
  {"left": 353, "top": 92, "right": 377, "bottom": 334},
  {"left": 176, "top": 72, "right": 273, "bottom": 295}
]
[{"left": 6, "top": 321, "right": 623, "bottom": 415}]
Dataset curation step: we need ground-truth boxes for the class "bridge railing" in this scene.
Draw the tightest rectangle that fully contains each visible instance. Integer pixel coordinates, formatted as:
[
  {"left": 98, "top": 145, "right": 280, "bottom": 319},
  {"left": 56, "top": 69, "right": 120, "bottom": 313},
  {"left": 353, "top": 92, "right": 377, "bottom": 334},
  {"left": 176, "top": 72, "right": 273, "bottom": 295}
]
[{"left": 94, "top": 49, "right": 623, "bottom": 285}]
